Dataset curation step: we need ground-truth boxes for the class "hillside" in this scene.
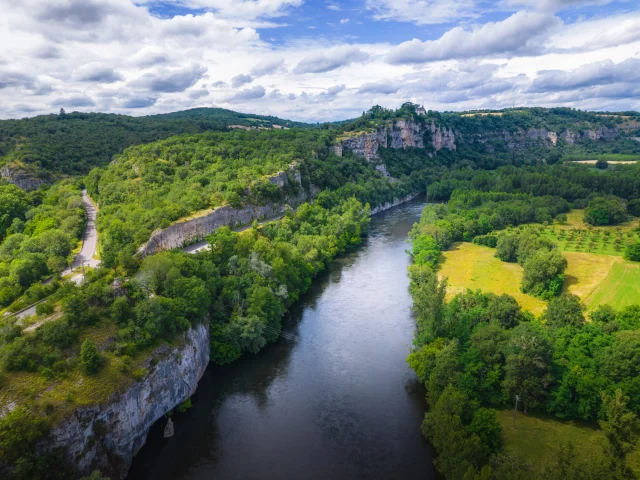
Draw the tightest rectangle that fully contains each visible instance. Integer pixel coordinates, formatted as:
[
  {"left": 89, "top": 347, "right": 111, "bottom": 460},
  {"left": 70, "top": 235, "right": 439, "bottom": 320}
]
[{"left": 0, "top": 108, "right": 310, "bottom": 186}]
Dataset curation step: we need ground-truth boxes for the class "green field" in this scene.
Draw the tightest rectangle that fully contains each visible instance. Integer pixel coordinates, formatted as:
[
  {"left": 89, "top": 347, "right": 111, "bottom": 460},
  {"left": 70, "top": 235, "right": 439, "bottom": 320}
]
[
  {"left": 439, "top": 242, "right": 547, "bottom": 315},
  {"left": 497, "top": 410, "right": 640, "bottom": 474}
]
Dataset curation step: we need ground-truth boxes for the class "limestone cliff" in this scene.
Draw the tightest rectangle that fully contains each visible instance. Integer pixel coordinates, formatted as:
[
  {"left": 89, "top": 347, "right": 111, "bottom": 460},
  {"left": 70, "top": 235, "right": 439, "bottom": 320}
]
[
  {"left": 137, "top": 167, "right": 315, "bottom": 256},
  {"left": 334, "top": 119, "right": 455, "bottom": 163},
  {"left": 332, "top": 119, "right": 620, "bottom": 160},
  {"left": 46, "top": 323, "right": 210, "bottom": 479},
  {"left": 0, "top": 165, "right": 44, "bottom": 190}
]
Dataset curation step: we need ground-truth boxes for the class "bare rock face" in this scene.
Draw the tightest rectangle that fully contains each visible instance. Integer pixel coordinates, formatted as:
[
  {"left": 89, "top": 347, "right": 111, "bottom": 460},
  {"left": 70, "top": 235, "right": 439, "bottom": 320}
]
[
  {"left": 47, "top": 323, "right": 210, "bottom": 479},
  {"left": 0, "top": 165, "right": 44, "bottom": 190},
  {"left": 137, "top": 167, "right": 314, "bottom": 256},
  {"left": 334, "top": 119, "right": 456, "bottom": 164}
]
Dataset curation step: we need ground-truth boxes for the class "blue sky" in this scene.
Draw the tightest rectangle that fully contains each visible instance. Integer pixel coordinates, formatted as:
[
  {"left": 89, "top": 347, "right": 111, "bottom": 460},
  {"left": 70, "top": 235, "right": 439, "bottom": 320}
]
[{"left": 0, "top": 0, "right": 639, "bottom": 121}]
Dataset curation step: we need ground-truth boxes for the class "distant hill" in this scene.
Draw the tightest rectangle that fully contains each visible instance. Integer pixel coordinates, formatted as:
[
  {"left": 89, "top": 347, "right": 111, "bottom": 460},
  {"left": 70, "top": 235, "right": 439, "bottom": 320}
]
[{"left": 0, "top": 108, "right": 311, "bottom": 185}]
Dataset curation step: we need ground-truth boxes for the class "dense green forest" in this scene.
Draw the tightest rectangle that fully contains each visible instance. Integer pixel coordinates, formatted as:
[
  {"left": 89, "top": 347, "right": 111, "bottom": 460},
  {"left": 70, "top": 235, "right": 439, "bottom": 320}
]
[
  {"left": 0, "top": 181, "right": 85, "bottom": 308},
  {"left": 0, "top": 108, "right": 309, "bottom": 178},
  {"left": 408, "top": 164, "right": 640, "bottom": 479}
]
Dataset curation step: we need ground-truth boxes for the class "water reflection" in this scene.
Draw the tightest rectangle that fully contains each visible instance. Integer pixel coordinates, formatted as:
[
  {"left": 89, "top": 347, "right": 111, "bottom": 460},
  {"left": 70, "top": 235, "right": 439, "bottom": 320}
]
[{"left": 128, "top": 197, "right": 435, "bottom": 480}]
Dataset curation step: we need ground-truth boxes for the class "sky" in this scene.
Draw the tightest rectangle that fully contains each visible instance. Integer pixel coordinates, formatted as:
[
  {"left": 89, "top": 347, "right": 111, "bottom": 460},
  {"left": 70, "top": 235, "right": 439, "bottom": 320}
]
[{"left": 0, "top": 0, "right": 639, "bottom": 122}]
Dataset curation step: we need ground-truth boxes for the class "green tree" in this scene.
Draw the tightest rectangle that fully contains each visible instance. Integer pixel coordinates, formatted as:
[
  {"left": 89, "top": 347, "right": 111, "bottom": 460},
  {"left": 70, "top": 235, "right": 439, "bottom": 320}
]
[
  {"left": 521, "top": 249, "right": 567, "bottom": 299},
  {"left": 543, "top": 293, "right": 585, "bottom": 328},
  {"left": 584, "top": 197, "right": 627, "bottom": 226},
  {"left": 79, "top": 340, "right": 102, "bottom": 375},
  {"left": 624, "top": 241, "right": 640, "bottom": 262},
  {"left": 495, "top": 235, "right": 519, "bottom": 262},
  {"left": 0, "top": 407, "right": 49, "bottom": 463},
  {"left": 503, "top": 323, "right": 552, "bottom": 413},
  {"left": 599, "top": 389, "right": 640, "bottom": 475}
]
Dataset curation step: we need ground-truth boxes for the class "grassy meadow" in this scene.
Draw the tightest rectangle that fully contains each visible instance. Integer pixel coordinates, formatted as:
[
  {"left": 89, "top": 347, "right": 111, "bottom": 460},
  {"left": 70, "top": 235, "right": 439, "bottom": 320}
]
[{"left": 497, "top": 410, "right": 640, "bottom": 474}]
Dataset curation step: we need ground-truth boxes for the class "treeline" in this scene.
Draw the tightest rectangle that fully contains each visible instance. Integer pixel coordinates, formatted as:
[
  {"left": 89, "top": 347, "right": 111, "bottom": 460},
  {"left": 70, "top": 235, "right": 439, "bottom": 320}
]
[
  {"left": 0, "top": 181, "right": 85, "bottom": 309},
  {"left": 0, "top": 108, "right": 309, "bottom": 177},
  {"left": 426, "top": 164, "right": 640, "bottom": 204},
  {"left": 407, "top": 263, "right": 640, "bottom": 479}
]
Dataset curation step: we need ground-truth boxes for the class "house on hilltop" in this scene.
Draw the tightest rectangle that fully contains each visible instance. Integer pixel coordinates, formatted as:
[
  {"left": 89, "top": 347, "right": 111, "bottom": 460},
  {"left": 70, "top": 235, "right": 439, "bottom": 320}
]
[{"left": 415, "top": 105, "right": 427, "bottom": 115}]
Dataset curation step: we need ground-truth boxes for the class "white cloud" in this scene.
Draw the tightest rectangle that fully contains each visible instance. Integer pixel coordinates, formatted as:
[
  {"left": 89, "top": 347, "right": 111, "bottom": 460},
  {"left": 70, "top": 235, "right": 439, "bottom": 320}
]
[
  {"left": 231, "top": 74, "right": 254, "bottom": 88},
  {"left": 225, "top": 85, "right": 266, "bottom": 103},
  {"left": 387, "top": 11, "right": 559, "bottom": 64},
  {"left": 131, "top": 64, "right": 207, "bottom": 92},
  {"left": 294, "top": 46, "right": 370, "bottom": 74},
  {"left": 340, "top": 18, "right": 350, "bottom": 24},
  {"left": 250, "top": 56, "right": 285, "bottom": 76},
  {"left": 366, "top": 0, "right": 476, "bottom": 26}
]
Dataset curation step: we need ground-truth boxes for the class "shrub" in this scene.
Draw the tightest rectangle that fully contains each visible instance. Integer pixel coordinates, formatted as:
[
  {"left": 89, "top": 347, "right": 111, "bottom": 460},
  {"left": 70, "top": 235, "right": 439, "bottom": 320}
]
[
  {"left": 624, "top": 241, "right": 640, "bottom": 262},
  {"left": 79, "top": 340, "right": 102, "bottom": 375}
]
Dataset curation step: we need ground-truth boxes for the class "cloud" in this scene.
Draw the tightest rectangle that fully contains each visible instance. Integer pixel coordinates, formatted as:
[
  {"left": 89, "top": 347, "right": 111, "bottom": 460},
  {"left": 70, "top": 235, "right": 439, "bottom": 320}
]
[
  {"left": 300, "top": 84, "right": 346, "bottom": 103},
  {"left": 211, "top": 81, "right": 229, "bottom": 88},
  {"left": 340, "top": 18, "right": 350, "bottom": 24},
  {"left": 387, "top": 11, "right": 559, "bottom": 64},
  {"left": 530, "top": 58, "right": 640, "bottom": 92},
  {"left": 73, "top": 63, "right": 122, "bottom": 83},
  {"left": 188, "top": 88, "right": 210, "bottom": 99},
  {"left": 225, "top": 85, "right": 266, "bottom": 103},
  {"left": 231, "top": 74, "right": 253, "bottom": 88},
  {"left": 131, "top": 65, "right": 207, "bottom": 93},
  {"left": 140, "top": 0, "right": 303, "bottom": 23},
  {"left": 32, "top": 45, "right": 62, "bottom": 59},
  {"left": 366, "top": 0, "right": 475, "bottom": 26},
  {"left": 357, "top": 80, "right": 400, "bottom": 95},
  {"left": 52, "top": 95, "right": 96, "bottom": 107},
  {"left": 506, "top": 0, "right": 617, "bottom": 11},
  {"left": 250, "top": 56, "right": 285, "bottom": 76},
  {"left": 294, "top": 46, "right": 370, "bottom": 74},
  {"left": 123, "top": 96, "right": 157, "bottom": 108}
]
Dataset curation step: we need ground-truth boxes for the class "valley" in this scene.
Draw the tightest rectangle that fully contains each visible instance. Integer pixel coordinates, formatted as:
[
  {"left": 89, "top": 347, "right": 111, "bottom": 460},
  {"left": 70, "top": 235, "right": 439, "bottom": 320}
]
[{"left": 1, "top": 104, "right": 639, "bottom": 480}]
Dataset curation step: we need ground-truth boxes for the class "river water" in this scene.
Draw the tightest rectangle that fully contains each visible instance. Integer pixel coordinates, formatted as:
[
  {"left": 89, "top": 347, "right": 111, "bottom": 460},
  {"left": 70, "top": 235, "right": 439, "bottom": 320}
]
[{"left": 128, "top": 198, "right": 435, "bottom": 480}]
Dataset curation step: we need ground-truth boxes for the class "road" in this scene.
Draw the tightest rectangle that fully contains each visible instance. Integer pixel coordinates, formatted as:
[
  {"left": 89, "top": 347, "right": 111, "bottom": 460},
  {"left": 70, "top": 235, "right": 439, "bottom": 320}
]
[
  {"left": 11, "top": 190, "right": 100, "bottom": 321},
  {"left": 183, "top": 214, "right": 284, "bottom": 254}
]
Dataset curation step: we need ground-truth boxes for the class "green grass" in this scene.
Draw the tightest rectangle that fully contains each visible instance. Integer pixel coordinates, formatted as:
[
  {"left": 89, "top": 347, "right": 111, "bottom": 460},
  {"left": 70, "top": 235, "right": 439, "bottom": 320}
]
[
  {"left": 497, "top": 410, "right": 640, "bottom": 474},
  {"left": 439, "top": 242, "right": 547, "bottom": 315},
  {"left": 584, "top": 261, "right": 640, "bottom": 311}
]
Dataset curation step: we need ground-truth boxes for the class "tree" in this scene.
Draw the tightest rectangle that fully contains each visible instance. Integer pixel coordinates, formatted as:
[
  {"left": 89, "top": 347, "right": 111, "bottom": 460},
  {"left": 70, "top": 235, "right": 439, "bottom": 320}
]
[
  {"left": 543, "top": 293, "right": 585, "bottom": 328},
  {"left": 0, "top": 407, "right": 49, "bottom": 463},
  {"left": 624, "top": 240, "right": 640, "bottom": 262},
  {"left": 595, "top": 159, "right": 608, "bottom": 169},
  {"left": 80, "top": 340, "right": 102, "bottom": 375},
  {"left": 583, "top": 197, "right": 627, "bottom": 226},
  {"left": 503, "top": 323, "right": 552, "bottom": 413},
  {"left": 521, "top": 249, "right": 567, "bottom": 299},
  {"left": 599, "top": 389, "right": 640, "bottom": 475},
  {"left": 495, "top": 235, "right": 519, "bottom": 262}
]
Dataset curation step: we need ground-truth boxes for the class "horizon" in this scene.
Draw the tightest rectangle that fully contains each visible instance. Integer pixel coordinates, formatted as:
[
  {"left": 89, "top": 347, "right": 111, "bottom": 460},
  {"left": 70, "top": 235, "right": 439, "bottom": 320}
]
[{"left": 0, "top": 0, "right": 639, "bottom": 122}]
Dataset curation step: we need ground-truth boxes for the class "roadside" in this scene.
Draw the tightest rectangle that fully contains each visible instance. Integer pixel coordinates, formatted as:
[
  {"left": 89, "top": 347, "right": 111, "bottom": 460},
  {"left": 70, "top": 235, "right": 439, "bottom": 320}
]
[{"left": 10, "top": 190, "right": 100, "bottom": 321}]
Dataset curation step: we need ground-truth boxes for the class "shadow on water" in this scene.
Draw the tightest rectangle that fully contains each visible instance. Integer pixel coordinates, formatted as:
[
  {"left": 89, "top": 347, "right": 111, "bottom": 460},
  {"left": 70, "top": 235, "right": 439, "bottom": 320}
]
[{"left": 128, "top": 196, "right": 436, "bottom": 480}]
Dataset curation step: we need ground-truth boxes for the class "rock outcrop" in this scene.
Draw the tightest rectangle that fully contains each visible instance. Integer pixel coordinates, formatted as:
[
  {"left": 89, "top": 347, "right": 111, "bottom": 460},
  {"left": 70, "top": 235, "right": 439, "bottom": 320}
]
[
  {"left": 0, "top": 165, "right": 44, "bottom": 190},
  {"left": 370, "top": 193, "right": 421, "bottom": 215},
  {"left": 137, "top": 167, "right": 315, "bottom": 256},
  {"left": 46, "top": 323, "right": 210, "bottom": 479},
  {"left": 334, "top": 119, "right": 455, "bottom": 163}
]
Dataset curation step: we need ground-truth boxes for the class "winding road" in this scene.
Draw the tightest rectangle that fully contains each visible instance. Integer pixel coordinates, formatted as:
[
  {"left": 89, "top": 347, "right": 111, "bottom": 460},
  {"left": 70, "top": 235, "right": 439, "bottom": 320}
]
[{"left": 12, "top": 190, "right": 99, "bottom": 320}]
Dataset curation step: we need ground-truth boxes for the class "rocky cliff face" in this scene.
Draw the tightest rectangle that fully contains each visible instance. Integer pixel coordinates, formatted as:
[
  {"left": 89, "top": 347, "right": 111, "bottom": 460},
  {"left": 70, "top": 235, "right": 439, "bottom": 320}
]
[
  {"left": 46, "top": 323, "right": 210, "bottom": 479},
  {"left": 333, "top": 119, "right": 620, "bottom": 160},
  {"left": 0, "top": 165, "right": 44, "bottom": 190},
  {"left": 334, "top": 119, "right": 455, "bottom": 163},
  {"left": 138, "top": 167, "right": 315, "bottom": 256}
]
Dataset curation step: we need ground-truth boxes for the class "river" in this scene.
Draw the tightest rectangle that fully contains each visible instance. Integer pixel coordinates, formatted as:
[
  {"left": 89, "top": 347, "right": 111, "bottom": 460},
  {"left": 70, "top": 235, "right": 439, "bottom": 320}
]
[{"left": 128, "top": 197, "right": 435, "bottom": 480}]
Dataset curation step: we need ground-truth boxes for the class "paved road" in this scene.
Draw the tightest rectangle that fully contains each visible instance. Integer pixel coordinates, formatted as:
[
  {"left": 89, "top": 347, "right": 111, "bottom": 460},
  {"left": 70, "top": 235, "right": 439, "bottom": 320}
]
[
  {"left": 183, "top": 214, "right": 284, "bottom": 254},
  {"left": 63, "top": 190, "right": 101, "bottom": 273},
  {"left": 11, "top": 190, "right": 100, "bottom": 321}
]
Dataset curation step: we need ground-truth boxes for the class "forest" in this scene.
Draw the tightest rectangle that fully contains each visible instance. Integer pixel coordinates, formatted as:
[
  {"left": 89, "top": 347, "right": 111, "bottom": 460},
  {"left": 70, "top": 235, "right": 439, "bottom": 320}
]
[{"left": 408, "top": 163, "right": 640, "bottom": 479}]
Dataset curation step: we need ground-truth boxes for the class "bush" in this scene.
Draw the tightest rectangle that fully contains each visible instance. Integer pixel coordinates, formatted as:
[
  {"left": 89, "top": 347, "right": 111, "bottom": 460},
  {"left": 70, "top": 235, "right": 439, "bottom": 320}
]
[
  {"left": 79, "top": 340, "right": 102, "bottom": 375},
  {"left": 521, "top": 249, "right": 567, "bottom": 299},
  {"left": 595, "top": 159, "right": 608, "bottom": 169},
  {"left": 35, "top": 300, "right": 55, "bottom": 316},
  {"left": 624, "top": 241, "right": 640, "bottom": 262}
]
